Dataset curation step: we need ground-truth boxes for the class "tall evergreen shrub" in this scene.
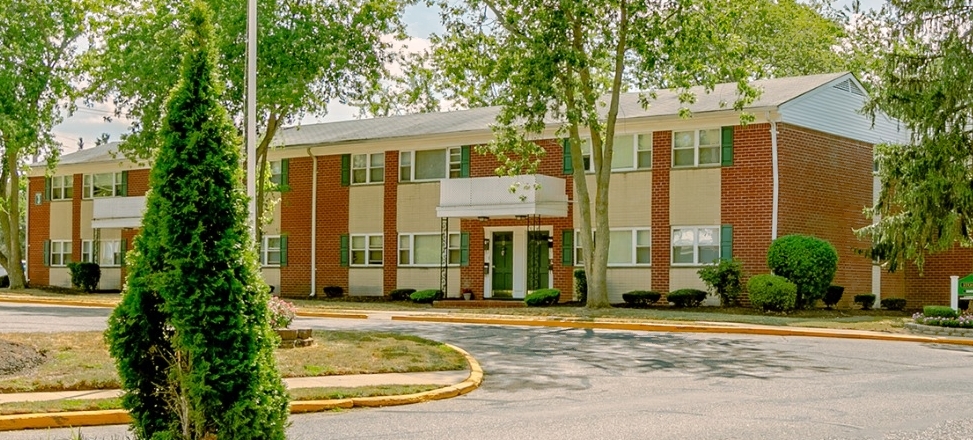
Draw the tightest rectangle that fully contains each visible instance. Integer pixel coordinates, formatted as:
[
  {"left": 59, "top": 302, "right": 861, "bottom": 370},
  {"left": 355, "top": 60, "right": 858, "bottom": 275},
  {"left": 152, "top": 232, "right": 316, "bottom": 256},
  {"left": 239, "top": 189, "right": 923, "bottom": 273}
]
[
  {"left": 766, "top": 234, "right": 838, "bottom": 308},
  {"left": 104, "top": 4, "right": 288, "bottom": 439}
]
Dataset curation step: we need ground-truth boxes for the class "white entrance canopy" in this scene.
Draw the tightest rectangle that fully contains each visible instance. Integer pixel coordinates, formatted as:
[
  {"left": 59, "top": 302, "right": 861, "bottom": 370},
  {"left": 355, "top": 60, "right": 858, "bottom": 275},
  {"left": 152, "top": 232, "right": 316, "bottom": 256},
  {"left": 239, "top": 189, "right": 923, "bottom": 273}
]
[
  {"left": 436, "top": 174, "right": 569, "bottom": 218},
  {"left": 91, "top": 196, "right": 146, "bottom": 229}
]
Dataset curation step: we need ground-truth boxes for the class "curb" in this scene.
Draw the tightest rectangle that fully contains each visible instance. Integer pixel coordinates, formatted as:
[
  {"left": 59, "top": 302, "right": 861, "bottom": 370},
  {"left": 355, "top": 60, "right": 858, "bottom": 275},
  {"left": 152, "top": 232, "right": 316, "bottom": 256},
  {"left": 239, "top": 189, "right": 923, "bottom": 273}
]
[
  {"left": 0, "top": 344, "right": 482, "bottom": 432},
  {"left": 296, "top": 311, "right": 369, "bottom": 320},
  {"left": 391, "top": 315, "right": 973, "bottom": 346},
  {"left": 0, "top": 297, "right": 117, "bottom": 309}
]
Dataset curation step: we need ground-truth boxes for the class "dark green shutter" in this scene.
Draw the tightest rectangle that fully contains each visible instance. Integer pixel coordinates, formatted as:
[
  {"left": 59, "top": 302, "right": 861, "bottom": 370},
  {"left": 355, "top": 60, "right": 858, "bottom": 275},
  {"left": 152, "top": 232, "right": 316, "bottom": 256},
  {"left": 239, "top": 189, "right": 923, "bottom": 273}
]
[
  {"left": 280, "top": 235, "right": 288, "bottom": 266},
  {"left": 340, "top": 154, "right": 351, "bottom": 187},
  {"left": 562, "top": 139, "right": 573, "bottom": 174},
  {"left": 119, "top": 171, "right": 129, "bottom": 196},
  {"left": 561, "top": 229, "right": 574, "bottom": 266},
  {"left": 280, "top": 159, "right": 289, "bottom": 187},
  {"left": 460, "top": 232, "right": 470, "bottom": 266},
  {"left": 120, "top": 239, "right": 127, "bottom": 267},
  {"left": 45, "top": 178, "right": 51, "bottom": 201},
  {"left": 460, "top": 146, "right": 471, "bottom": 178},
  {"left": 721, "top": 126, "right": 733, "bottom": 166},
  {"left": 339, "top": 234, "right": 349, "bottom": 267},
  {"left": 720, "top": 224, "right": 733, "bottom": 261},
  {"left": 43, "top": 240, "right": 51, "bottom": 266}
]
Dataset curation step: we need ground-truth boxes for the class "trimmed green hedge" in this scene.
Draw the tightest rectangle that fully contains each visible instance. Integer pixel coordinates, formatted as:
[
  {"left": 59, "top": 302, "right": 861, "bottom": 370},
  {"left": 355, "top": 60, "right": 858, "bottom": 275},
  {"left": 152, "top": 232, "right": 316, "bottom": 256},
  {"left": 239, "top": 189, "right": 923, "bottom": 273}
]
[
  {"left": 525, "top": 289, "right": 560, "bottom": 307},
  {"left": 410, "top": 289, "right": 444, "bottom": 304},
  {"left": 67, "top": 262, "right": 101, "bottom": 293},
  {"left": 881, "top": 297, "right": 907, "bottom": 311},
  {"left": 388, "top": 288, "right": 416, "bottom": 301},
  {"left": 667, "top": 289, "right": 707, "bottom": 308},
  {"left": 853, "top": 294, "right": 876, "bottom": 310},
  {"left": 923, "top": 305, "right": 959, "bottom": 318},
  {"left": 622, "top": 291, "right": 662, "bottom": 307},
  {"left": 747, "top": 274, "right": 797, "bottom": 312},
  {"left": 824, "top": 285, "right": 844, "bottom": 309}
]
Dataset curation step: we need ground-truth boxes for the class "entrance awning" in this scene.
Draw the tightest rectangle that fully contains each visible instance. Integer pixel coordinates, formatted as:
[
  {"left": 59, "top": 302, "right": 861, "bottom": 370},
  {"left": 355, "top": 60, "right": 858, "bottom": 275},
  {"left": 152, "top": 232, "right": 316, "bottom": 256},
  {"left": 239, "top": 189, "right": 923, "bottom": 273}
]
[{"left": 436, "top": 174, "right": 568, "bottom": 218}]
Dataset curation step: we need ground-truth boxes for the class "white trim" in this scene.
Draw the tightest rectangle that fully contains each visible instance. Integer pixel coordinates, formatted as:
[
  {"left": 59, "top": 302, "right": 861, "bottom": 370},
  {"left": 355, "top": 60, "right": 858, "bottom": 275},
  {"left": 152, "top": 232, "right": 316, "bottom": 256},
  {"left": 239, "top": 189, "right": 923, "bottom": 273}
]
[
  {"left": 50, "top": 240, "right": 72, "bottom": 267},
  {"left": 350, "top": 233, "right": 383, "bottom": 267},
  {"left": 574, "top": 228, "right": 652, "bottom": 267},
  {"left": 309, "top": 149, "right": 317, "bottom": 297},
  {"left": 397, "top": 232, "right": 462, "bottom": 267},
  {"left": 350, "top": 153, "right": 385, "bottom": 185},
  {"left": 769, "top": 112, "right": 780, "bottom": 240},
  {"left": 671, "top": 128, "right": 722, "bottom": 168},
  {"left": 399, "top": 148, "right": 463, "bottom": 182},
  {"left": 670, "top": 226, "right": 721, "bottom": 266},
  {"left": 260, "top": 235, "right": 282, "bottom": 267}
]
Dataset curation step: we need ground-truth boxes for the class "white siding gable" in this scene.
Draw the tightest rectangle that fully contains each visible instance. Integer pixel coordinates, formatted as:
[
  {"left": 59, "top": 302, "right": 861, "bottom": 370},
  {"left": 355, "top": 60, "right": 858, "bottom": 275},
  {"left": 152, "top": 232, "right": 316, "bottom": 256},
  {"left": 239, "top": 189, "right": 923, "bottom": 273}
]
[{"left": 779, "top": 74, "right": 908, "bottom": 145}]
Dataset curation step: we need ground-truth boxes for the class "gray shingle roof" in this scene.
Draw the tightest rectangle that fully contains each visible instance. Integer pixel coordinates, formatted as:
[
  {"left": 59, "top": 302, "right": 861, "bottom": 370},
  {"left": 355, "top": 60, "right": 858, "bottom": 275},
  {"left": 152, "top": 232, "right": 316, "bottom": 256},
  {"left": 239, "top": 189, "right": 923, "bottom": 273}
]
[{"left": 53, "top": 141, "right": 128, "bottom": 166}]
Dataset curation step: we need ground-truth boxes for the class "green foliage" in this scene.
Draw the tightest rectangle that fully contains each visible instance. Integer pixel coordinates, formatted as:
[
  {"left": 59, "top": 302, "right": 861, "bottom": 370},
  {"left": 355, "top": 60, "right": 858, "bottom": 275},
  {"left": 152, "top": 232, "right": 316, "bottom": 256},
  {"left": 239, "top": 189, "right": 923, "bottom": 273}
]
[
  {"left": 410, "top": 289, "right": 443, "bottom": 304},
  {"left": 525, "top": 289, "right": 560, "bottom": 307},
  {"left": 923, "top": 306, "right": 959, "bottom": 319},
  {"left": 621, "top": 291, "right": 662, "bottom": 308},
  {"left": 824, "top": 285, "right": 844, "bottom": 309},
  {"left": 322, "top": 285, "right": 345, "bottom": 298},
  {"left": 666, "top": 289, "right": 708, "bottom": 308},
  {"left": 881, "top": 297, "right": 907, "bottom": 311},
  {"left": 104, "top": 5, "right": 288, "bottom": 439},
  {"left": 67, "top": 262, "right": 101, "bottom": 293},
  {"left": 573, "top": 269, "right": 587, "bottom": 304},
  {"left": 747, "top": 274, "right": 798, "bottom": 312},
  {"left": 766, "top": 235, "right": 838, "bottom": 308},
  {"left": 697, "top": 258, "right": 745, "bottom": 307},
  {"left": 388, "top": 288, "right": 416, "bottom": 301},
  {"left": 853, "top": 294, "right": 876, "bottom": 310}
]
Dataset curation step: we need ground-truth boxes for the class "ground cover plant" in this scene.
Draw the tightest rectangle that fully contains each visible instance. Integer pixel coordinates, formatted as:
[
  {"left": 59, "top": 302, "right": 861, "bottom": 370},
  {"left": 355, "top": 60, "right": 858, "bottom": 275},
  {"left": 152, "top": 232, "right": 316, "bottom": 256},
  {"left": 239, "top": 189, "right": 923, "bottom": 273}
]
[{"left": 912, "top": 308, "right": 973, "bottom": 328}]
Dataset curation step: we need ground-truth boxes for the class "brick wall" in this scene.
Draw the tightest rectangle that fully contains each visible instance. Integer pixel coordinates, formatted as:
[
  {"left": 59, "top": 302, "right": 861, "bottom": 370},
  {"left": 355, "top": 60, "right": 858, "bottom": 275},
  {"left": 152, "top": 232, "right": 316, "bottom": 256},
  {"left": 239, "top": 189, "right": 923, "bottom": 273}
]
[
  {"left": 651, "top": 131, "right": 671, "bottom": 293},
  {"left": 776, "top": 123, "right": 874, "bottom": 306},
  {"left": 27, "top": 177, "right": 49, "bottom": 286},
  {"left": 383, "top": 152, "right": 399, "bottom": 294},
  {"left": 721, "top": 123, "right": 774, "bottom": 287},
  {"left": 72, "top": 174, "right": 82, "bottom": 262},
  {"left": 314, "top": 155, "right": 349, "bottom": 295},
  {"left": 279, "top": 156, "right": 314, "bottom": 297},
  {"left": 126, "top": 169, "right": 150, "bottom": 196},
  {"left": 900, "top": 250, "right": 973, "bottom": 306}
]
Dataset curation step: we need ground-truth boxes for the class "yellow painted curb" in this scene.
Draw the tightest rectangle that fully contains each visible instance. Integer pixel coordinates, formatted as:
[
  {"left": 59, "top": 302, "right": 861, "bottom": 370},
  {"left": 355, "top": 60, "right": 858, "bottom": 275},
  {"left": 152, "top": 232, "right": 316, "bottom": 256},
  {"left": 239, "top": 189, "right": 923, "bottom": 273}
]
[
  {"left": 391, "top": 315, "right": 973, "bottom": 346},
  {"left": 296, "top": 310, "right": 369, "bottom": 320},
  {"left": 288, "top": 398, "right": 354, "bottom": 414},
  {"left": 0, "top": 297, "right": 117, "bottom": 309},
  {"left": 0, "top": 410, "right": 131, "bottom": 431}
]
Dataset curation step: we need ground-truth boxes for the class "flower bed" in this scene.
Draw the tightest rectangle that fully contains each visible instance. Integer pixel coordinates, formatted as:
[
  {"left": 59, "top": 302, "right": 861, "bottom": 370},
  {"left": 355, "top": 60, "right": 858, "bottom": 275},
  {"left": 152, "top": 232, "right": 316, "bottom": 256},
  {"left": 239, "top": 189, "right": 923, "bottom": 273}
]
[{"left": 911, "top": 312, "right": 973, "bottom": 328}]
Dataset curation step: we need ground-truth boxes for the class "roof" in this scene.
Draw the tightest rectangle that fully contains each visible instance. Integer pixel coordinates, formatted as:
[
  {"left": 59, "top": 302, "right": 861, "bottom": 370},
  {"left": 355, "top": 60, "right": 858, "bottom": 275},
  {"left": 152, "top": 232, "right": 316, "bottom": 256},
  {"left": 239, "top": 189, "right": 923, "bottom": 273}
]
[{"left": 49, "top": 141, "right": 128, "bottom": 166}]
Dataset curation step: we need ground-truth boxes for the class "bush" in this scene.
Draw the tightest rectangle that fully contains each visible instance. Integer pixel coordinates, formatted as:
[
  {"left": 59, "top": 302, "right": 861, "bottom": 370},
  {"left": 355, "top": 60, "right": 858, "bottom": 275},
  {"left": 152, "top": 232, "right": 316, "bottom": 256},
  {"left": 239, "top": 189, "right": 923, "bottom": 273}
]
[
  {"left": 923, "top": 305, "right": 959, "bottom": 319},
  {"left": 767, "top": 235, "right": 838, "bottom": 308},
  {"left": 621, "top": 290, "right": 662, "bottom": 307},
  {"left": 853, "top": 294, "right": 876, "bottom": 310},
  {"left": 525, "top": 289, "right": 560, "bottom": 307},
  {"left": 388, "top": 288, "right": 416, "bottom": 301},
  {"left": 881, "top": 297, "right": 907, "bottom": 311},
  {"left": 410, "top": 289, "right": 443, "bottom": 304},
  {"left": 667, "top": 289, "right": 708, "bottom": 308},
  {"left": 697, "top": 258, "right": 745, "bottom": 307},
  {"left": 747, "top": 274, "right": 797, "bottom": 312},
  {"left": 322, "top": 285, "right": 344, "bottom": 298},
  {"left": 67, "top": 262, "right": 101, "bottom": 293},
  {"left": 267, "top": 297, "right": 297, "bottom": 329},
  {"left": 823, "top": 285, "right": 844, "bottom": 309},
  {"left": 574, "top": 269, "right": 587, "bottom": 304},
  {"left": 913, "top": 310, "right": 973, "bottom": 328}
]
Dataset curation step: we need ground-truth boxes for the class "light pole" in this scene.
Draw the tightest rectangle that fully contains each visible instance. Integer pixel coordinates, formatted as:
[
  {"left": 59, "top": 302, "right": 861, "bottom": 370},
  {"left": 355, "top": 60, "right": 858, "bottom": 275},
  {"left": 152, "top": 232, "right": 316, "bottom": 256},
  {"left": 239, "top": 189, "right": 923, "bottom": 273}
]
[{"left": 246, "top": 0, "right": 257, "bottom": 237}]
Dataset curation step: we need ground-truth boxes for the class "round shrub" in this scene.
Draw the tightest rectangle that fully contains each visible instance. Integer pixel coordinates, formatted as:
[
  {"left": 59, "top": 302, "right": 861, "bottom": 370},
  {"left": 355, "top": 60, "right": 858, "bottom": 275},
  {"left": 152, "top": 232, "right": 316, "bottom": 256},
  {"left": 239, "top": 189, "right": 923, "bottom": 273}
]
[
  {"left": 823, "top": 285, "right": 844, "bottom": 309},
  {"left": 67, "top": 262, "right": 101, "bottom": 293},
  {"left": 388, "top": 288, "right": 416, "bottom": 301},
  {"left": 881, "top": 297, "right": 907, "bottom": 311},
  {"left": 622, "top": 291, "right": 662, "bottom": 307},
  {"left": 853, "top": 293, "right": 876, "bottom": 310},
  {"left": 410, "top": 289, "right": 444, "bottom": 304},
  {"left": 667, "top": 289, "right": 708, "bottom": 308},
  {"left": 322, "top": 285, "right": 345, "bottom": 298},
  {"left": 923, "top": 305, "right": 959, "bottom": 319},
  {"left": 767, "top": 235, "right": 838, "bottom": 308},
  {"left": 747, "top": 274, "right": 797, "bottom": 312},
  {"left": 525, "top": 289, "right": 560, "bottom": 307}
]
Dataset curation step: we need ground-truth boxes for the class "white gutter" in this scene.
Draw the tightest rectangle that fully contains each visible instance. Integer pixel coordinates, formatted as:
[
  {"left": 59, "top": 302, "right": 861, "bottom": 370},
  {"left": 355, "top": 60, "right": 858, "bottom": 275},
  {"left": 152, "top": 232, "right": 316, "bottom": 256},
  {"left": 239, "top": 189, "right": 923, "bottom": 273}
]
[
  {"left": 308, "top": 148, "right": 317, "bottom": 297},
  {"left": 769, "top": 112, "right": 780, "bottom": 239}
]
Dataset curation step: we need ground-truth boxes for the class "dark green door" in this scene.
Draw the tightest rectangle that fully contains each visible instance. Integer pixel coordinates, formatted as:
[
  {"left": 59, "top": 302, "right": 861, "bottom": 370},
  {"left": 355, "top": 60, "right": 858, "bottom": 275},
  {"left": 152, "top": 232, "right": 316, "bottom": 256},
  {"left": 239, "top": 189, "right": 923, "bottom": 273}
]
[
  {"left": 528, "top": 231, "right": 550, "bottom": 290},
  {"left": 491, "top": 232, "right": 514, "bottom": 295}
]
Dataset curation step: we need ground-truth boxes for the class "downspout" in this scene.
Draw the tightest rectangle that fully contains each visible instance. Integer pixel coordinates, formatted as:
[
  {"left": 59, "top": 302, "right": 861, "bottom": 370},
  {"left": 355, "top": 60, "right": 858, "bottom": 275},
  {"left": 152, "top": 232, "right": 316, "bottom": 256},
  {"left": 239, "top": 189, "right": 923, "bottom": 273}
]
[
  {"left": 308, "top": 148, "right": 317, "bottom": 297},
  {"left": 769, "top": 112, "right": 780, "bottom": 240}
]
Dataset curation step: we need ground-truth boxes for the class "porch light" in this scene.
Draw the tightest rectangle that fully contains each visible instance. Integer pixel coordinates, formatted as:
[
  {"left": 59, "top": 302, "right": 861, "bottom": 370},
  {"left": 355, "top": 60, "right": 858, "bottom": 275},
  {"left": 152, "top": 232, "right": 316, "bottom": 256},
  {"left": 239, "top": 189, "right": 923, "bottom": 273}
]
[
  {"left": 478, "top": 216, "right": 489, "bottom": 221},
  {"left": 515, "top": 215, "right": 527, "bottom": 220}
]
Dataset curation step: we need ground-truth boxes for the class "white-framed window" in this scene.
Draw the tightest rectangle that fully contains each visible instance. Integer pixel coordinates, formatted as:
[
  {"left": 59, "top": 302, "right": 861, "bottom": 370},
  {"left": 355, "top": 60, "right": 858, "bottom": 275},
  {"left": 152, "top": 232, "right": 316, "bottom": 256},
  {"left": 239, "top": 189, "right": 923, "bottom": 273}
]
[
  {"left": 575, "top": 134, "right": 652, "bottom": 172},
  {"left": 400, "top": 147, "right": 464, "bottom": 182},
  {"left": 99, "top": 240, "right": 122, "bottom": 267},
  {"left": 398, "top": 233, "right": 461, "bottom": 266},
  {"left": 351, "top": 234, "right": 383, "bottom": 266},
  {"left": 573, "top": 228, "right": 651, "bottom": 266},
  {"left": 81, "top": 240, "right": 94, "bottom": 263},
  {"left": 48, "top": 175, "right": 74, "bottom": 200},
  {"left": 261, "top": 235, "right": 282, "bottom": 266},
  {"left": 352, "top": 153, "right": 384, "bottom": 184},
  {"left": 672, "top": 128, "right": 720, "bottom": 167},
  {"left": 269, "top": 160, "right": 283, "bottom": 186},
  {"left": 83, "top": 172, "right": 124, "bottom": 198},
  {"left": 671, "top": 226, "right": 720, "bottom": 265},
  {"left": 50, "top": 240, "right": 72, "bottom": 266}
]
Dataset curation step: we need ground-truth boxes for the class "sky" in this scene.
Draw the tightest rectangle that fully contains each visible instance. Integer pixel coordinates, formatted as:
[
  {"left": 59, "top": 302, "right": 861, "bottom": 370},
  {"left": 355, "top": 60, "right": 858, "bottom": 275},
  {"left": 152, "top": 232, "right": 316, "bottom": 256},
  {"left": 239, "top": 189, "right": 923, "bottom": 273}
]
[{"left": 51, "top": 0, "right": 885, "bottom": 155}]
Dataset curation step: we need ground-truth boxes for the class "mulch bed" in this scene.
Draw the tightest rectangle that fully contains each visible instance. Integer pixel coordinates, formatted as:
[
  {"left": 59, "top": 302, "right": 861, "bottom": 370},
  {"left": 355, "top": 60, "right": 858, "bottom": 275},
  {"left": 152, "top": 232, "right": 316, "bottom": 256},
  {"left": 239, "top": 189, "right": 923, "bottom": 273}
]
[{"left": 0, "top": 339, "right": 45, "bottom": 377}]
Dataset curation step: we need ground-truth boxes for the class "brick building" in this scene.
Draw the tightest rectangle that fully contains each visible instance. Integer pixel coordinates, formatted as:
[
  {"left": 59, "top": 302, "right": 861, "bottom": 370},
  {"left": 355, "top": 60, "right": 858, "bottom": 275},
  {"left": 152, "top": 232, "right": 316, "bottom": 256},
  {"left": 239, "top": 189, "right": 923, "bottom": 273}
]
[{"left": 28, "top": 72, "right": 949, "bottom": 307}]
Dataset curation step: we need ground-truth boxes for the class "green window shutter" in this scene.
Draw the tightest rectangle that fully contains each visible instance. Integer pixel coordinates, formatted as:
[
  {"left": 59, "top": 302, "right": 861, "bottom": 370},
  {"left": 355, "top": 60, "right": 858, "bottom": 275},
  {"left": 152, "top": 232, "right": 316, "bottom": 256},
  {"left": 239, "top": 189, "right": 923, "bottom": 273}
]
[
  {"left": 339, "top": 234, "right": 349, "bottom": 267},
  {"left": 280, "top": 235, "right": 288, "bottom": 266},
  {"left": 119, "top": 171, "right": 129, "bottom": 196},
  {"left": 460, "top": 232, "right": 470, "bottom": 266},
  {"left": 720, "top": 224, "right": 733, "bottom": 260},
  {"left": 280, "top": 158, "right": 290, "bottom": 187},
  {"left": 460, "top": 146, "right": 471, "bottom": 178},
  {"left": 43, "top": 240, "right": 51, "bottom": 267},
  {"left": 120, "top": 239, "right": 127, "bottom": 267},
  {"left": 340, "top": 154, "right": 351, "bottom": 187},
  {"left": 562, "top": 139, "right": 573, "bottom": 175},
  {"left": 721, "top": 126, "right": 734, "bottom": 166},
  {"left": 561, "top": 229, "right": 574, "bottom": 266},
  {"left": 45, "top": 178, "right": 51, "bottom": 201}
]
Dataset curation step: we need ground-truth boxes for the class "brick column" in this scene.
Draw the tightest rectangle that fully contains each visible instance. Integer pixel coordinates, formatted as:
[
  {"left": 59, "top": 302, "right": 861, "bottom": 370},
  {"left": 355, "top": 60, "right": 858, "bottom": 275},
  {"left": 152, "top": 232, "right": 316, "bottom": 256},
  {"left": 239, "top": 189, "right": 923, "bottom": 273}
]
[
  {"left": 72, "top": 174, "right": 82, "bottom": 262},
  {"left": 313, "top": 155, "right": 349, "bottom": 295},
  {"left": 280, "top": 157, "right": 314, "bottom": 297},
  {"left": 651, "top": 131, "right": 672, "bottom": 293},
  {"left": 27, "top": 177, "right": 50, "bottom": 286},
  {"left": 383, "top": 152, "right": 399, "bottom": 294}
]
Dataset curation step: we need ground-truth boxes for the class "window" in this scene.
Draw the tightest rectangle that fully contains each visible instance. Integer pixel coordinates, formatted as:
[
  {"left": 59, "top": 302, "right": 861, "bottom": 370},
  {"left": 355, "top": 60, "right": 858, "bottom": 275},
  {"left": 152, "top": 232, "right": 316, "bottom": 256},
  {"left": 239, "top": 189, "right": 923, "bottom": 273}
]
[
  {"left": 50, "top": 240, "right": 72, "bottom": 266},
  {"left": 399, "top": 233, "right": 462, "bottom": 266},
  {"left": 81, "top": 240, "right": 93, "bottom": 263},
  {"left": 352, "top": 153, "right": 384, "bottom": 184},
  {"left": 574, "top": 228, "right": 651, "bottom": 266},
  {"left": 83, "top": 172, "right": 124, "bottom": 198},
  {"left": 48, "top": 175, "right": 73, "bottom": 200},
  {"left": 575, "top": 134, "right": 652, "bottom": 172},
  {"left": 351, "top": 234, "right": 383, "bottom": 266},
  {"left": 269, "top": 161, "right": 283, "bottom": 186},
  {"left": 99, "top": 240, "right": 123, "bottom": 267},
  {"left": 673, "top": 128, "right": 720, "bottom": 167},
  {"left": 400, "top": 147, "right": 465, "bottom": 182},
  {"left": 671, "top": 227, "right": 720, "bottom": 265},
  {"left": 262, "top": 235, "right": 282, "bottom": 266}
]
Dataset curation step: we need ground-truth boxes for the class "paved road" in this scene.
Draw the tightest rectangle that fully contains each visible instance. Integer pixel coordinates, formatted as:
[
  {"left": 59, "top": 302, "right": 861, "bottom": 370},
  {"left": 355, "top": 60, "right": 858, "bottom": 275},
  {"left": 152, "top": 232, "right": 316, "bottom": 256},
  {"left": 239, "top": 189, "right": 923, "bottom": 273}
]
[{"left": 2, "top": 303, "right": 972, "bottom": 440}]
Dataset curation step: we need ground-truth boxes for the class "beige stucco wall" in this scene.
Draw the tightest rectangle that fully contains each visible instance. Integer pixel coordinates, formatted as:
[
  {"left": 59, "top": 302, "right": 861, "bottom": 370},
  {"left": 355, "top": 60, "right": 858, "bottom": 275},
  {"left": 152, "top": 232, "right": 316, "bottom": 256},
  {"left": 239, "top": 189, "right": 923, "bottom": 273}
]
[
  {"left": 397, "top": 268, "right": 461, "bottom": 297},
  {"left": 100, "top": 228, "right": 121, "bottom": 240},
  {"left": 669, "top": 168, "right": 720, "bottom": 226},
  {"left": 348, "top": 185, "right": 384, "bottom": 233},
  {"left": 261, "top": 268, "right": 281, "bottom": 293},
  {"left": 50, "top": 268, "right": 71, "bottom": 288},
  {"left": 574, "top": 172, "right": 652, "bottom": 227},
  {"left": 99, "top": 268, "right": 122, "bottom": 290},
  {"left": 50, "top": 202, "right": 72, "bottom": 240},
  {"left": 80, "top": 201, "right": 92, "bottom": 239},
  {"left": 397, "top": 182, "right": 440, "bottom": 232},
  {"left": 349, "top": 268, "right": 383, "bottom": 296},
  {"left": 605, "top": 268, "right": 652, "bottom": 303},
  {"left": 263, "top": 200, "right": 281, "bottom": 236},
  {"left": 669, "top": 268, "right": 708, "bottom": 292}
]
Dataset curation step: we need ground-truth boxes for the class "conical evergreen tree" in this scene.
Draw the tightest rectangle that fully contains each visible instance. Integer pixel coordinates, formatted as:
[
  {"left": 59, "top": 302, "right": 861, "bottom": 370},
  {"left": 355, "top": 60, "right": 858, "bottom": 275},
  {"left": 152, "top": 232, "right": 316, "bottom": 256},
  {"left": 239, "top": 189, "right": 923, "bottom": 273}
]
[{"left": 106, "top": 3, "right": 289, "bottom": 439}]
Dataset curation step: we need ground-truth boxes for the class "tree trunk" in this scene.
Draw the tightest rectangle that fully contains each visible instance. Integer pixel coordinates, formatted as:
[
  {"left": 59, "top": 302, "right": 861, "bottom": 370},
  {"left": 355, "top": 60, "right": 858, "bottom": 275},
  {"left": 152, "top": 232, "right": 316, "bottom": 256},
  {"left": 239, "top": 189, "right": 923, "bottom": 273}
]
[
  {"left": 5, "top": 148, "right": 25, "bottom": 289},
  {"left": 254, "top": 112, "right": 280, "bottom": 239}
]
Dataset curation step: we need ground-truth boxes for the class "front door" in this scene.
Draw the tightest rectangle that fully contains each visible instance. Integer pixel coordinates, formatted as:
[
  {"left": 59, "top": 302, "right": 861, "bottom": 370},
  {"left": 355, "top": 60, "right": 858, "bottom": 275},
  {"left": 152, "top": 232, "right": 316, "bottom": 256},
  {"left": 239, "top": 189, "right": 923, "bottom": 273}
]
[
  {"left": 527, "top": 231, "right": 550, "bottom": 291},
  {"left": 491, "top": 232, "right": 514, "bottom": 297}
]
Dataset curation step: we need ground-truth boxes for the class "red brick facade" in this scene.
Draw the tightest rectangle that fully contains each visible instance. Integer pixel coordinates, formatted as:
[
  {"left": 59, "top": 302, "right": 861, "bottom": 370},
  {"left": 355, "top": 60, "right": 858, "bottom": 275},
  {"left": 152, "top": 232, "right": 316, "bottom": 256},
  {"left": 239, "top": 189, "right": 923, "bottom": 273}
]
[
  {"left": 721, "top": 123, "right": 774, "bottom": 286},
  {"left": 27, "top": 177, "right": 50, "bottom": 286},
  {"left": 280, "top": 157, "right": 315, "bottom": 296},
  {"left": 651, "top": 130, "right": 672, "bottom": 293},
  {"left": 313, "top": 155, "right": 349, "bottom": 296},
  {"left": 383, "top": 152, "right": 399, "bottom": 295},
  {"left": 127, "top": 169, "right": 150, "bottom": 196},
  {"left": 72, "top": 175, "right": 82, "bottom": 262}
]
